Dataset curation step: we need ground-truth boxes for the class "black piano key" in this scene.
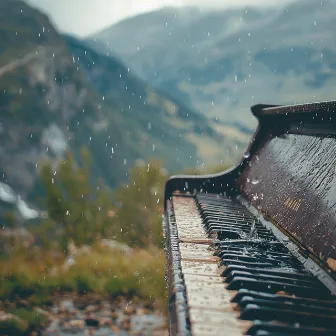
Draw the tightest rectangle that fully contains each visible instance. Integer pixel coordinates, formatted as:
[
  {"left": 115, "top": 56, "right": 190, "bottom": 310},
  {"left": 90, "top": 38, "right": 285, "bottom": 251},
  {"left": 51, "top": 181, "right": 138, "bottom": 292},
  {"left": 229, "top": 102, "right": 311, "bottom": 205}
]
[
  {"left": 215, "top": 240, "right": 284, "bottom": 248},
  {"left": 214, "top": 231, "right": 275, "bottom": 241},
  {"left": 238, "top": 296, "right": 336, "bottom": 315},
  {"left": 218, "top": 250, "right": 298, "bottom": 261},
  {"left": 201, "top": 211, "right": 255, "bottom": 220},
  {"left": 222, "top": 265, "right": 307, "bottom": 278},
  {"left": 205, "top": 222, "right": 266, "bottom": 231},
  {"left": 216, "top": 247, "right": 291, "bottom": 256},
  {"left": 197, "top": 199, "right": 246, "bottom": 207},
  {"left": 203, "top": 214, "right": 256, "bottom": 223},
  {"left": 251, "top": 332, "right": 289, "bottom": 336},
  {"left": 213, "top": 229, "right": 243, "bottom": 239},
  {"left": 202, "top": 213, "right": 256, "bottom": 222},
  {"left": 226, "top": 277, "right": 330, "bottom": 298},
  {"left": 220, "top": 260, "right": 274, "bottom": 268},
  {"left": 219, "top": 254, "right": 294, "bottom": 267},
  {"left": 247, "top": 322, "right": 336, "bottom": 336},
  {"left": 240, "top": 303, "right": 336, "bottom": 328},
  {"left": 232, "top": 289, "right": 336, "bottom": 306},
  {"left": 225, "top": 271, "right": 322, "bottom": 287},
  {"left": 218, "top": 252, "right": 299, "bottom": 264},
  {"left": 214, "top": 229, "right": 273, "bottom": 239}
]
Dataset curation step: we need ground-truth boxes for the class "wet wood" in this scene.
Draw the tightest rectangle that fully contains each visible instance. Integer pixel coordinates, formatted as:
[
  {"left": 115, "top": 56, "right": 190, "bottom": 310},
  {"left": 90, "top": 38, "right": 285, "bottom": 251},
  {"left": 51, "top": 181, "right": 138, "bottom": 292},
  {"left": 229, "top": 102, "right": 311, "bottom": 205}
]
[{"left": 238, "top": 133, "right": 336, "bottom": 269}]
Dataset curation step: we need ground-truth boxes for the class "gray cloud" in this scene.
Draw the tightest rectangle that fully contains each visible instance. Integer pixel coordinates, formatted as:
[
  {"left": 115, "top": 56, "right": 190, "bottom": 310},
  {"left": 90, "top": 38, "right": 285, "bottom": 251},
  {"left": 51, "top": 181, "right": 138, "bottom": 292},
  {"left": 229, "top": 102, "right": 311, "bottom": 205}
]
[{"left": 27, "top": 0, "right": 295, "bottom": 37}]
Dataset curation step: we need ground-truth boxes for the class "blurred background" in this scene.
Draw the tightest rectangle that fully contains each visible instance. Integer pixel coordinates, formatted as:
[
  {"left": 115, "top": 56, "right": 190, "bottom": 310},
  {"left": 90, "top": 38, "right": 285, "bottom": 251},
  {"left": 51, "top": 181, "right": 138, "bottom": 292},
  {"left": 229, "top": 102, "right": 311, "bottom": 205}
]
[{"left": 0, "top": 0, "right": 335, "bottom": 335}]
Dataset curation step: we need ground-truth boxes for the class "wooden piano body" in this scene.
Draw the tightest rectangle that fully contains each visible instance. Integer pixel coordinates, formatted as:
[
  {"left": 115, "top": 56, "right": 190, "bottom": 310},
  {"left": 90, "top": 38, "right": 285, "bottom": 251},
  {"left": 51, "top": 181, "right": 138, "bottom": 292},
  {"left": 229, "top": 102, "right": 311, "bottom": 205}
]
[{"left": 163, "top": 101, "right": 336, "bottom": 336}]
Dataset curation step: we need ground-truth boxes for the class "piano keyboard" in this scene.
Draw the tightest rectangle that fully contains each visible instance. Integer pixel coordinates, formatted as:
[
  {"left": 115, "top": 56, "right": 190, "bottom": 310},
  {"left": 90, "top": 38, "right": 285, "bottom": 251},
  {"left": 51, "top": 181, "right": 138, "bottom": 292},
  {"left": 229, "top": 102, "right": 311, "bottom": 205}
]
[{"left": 166, "top": 193, "right": 336, "bottom": 336}]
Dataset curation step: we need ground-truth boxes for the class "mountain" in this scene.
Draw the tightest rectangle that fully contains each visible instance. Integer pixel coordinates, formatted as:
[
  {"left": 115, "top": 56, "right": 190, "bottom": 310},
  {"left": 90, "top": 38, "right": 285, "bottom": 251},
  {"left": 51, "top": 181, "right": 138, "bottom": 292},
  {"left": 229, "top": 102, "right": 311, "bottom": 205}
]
[
  {"left": 91, "top": 0, "right": 336, "bottom": 129},
  {"left": 0, "top": 0, "right": 249, "bottom": 219}
]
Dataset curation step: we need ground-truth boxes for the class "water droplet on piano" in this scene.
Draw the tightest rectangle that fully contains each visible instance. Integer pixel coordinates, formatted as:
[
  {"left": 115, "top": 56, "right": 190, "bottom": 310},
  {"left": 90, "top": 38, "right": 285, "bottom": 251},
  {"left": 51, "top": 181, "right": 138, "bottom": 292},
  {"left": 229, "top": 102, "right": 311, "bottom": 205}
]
[
  {"left": 243, "top": 152, "right": 250, "bottom": 159},
  {"left": 251, "top": 178, "right": 260, "bottom": 185},
  {"left": 283, "top": 237, "right": 290, "bottom": 243}
]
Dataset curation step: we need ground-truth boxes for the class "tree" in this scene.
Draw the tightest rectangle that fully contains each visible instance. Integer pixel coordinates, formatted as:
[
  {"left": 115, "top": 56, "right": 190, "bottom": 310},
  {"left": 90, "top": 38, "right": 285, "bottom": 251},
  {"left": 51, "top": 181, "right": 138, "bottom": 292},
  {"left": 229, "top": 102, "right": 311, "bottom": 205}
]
[
  {"left": 39, "top": 147, "right": 115, "bottom": 250},
  {"left": 114, "top": 158, "right": 166, "bottom": 248}
]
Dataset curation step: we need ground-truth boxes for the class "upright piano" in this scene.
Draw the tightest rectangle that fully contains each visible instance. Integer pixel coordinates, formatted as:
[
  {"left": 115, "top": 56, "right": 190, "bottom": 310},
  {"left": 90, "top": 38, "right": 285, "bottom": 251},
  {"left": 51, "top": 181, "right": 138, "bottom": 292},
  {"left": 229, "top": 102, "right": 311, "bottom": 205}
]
[{"left": 163, "top": 101, "right": 336, "bottom": 336}]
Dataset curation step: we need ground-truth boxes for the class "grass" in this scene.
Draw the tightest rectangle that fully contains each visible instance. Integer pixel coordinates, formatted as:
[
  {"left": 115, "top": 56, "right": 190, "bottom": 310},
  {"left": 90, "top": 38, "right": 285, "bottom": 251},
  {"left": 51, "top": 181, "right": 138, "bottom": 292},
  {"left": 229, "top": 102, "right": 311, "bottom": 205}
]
[
  {"left": 0, "top": 245, "right": 167, "bottom": 306},
  {"left": 0, "top": 245, "right": 167, "bottom": 334}
]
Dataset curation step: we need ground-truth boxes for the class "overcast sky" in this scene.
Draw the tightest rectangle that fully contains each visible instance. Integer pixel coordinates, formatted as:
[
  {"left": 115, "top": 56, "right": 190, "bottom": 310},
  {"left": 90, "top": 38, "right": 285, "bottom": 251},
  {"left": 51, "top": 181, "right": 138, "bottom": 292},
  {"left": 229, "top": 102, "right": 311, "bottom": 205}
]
[{"left": 27, "top": 0, "right": 294, "bottom": 37}]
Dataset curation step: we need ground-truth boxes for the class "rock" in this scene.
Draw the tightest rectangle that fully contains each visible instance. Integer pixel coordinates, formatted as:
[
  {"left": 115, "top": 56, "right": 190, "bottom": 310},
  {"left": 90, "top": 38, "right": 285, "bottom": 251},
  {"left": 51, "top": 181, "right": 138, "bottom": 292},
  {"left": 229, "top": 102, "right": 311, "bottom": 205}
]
[
  {"left": 87, "top": 326, "right": 96, "bottom": 335},
  {"left": 110, "top": 324, "right": 120, "bottom": 333},
  {"left": 98, "top": 316, "right": 113, "bottom": 327},
  {"left": 85, "top": 317, "right": 99, "bottom": 328},
  {"left": 124, "top": 305, "right": 135, "bottom": 315},
  {"left": 60, "top": 321, "right": 71, "bottom": 331},
  {"left": 152, "top": 329, "right": 169, "bottom": 336},
  {"left": 59, "top": 299, "right": 75, "bottom": 313},
  {"left": 35, "top": 307, "right": 53, "bottom": 320},
  {"left": 135, "top": 307, "right": 147, "bottom": 315},
  {"left": 111, "top": 311, "right": 120, "bottom": 320},
  {"left": 99, "top": 309, "right": 112, "bottom": 317},
  {"left": 100, "top": 301, "right": 111, "bottom": 309},
  {"left": 120, "top": 318, "right": 131, "bottom": 331},
  {"left": 69, "top": 319, "right": 85, "bottom": 329},
  {"left": 16, "top": 299, "right": 29, "bottom": 308},
  {"left": 85, "top": 305, "right": 98, "bottom": 313}
]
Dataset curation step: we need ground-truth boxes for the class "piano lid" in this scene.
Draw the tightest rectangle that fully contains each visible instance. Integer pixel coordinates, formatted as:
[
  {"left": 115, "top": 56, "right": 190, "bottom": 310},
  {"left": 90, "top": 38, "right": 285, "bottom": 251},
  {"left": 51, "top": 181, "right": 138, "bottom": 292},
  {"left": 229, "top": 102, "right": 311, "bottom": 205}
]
[
  {"left": 164, "top": 100, "right": 336, "bottom": 274},
  {"left": 238, "top": 100, "right": 336, "bottom": 275}
]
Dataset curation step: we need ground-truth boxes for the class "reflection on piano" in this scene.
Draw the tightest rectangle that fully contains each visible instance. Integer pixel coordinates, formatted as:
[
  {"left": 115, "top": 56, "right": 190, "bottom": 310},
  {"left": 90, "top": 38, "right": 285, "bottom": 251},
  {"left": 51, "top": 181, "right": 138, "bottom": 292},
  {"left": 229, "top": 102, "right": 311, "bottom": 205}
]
[{"left": 163, "top": 101, "right": 336, "bottom": 336}]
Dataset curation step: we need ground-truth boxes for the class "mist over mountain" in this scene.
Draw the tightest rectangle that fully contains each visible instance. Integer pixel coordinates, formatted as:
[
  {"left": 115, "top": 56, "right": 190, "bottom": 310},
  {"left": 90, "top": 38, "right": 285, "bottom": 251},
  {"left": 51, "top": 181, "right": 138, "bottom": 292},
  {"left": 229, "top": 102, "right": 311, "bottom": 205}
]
[
  {"left": 0, "top": 0, "right": 250, "bottom": 219},
  {"left": 91, "top": 0, "right": 336, "bottom": 129}
]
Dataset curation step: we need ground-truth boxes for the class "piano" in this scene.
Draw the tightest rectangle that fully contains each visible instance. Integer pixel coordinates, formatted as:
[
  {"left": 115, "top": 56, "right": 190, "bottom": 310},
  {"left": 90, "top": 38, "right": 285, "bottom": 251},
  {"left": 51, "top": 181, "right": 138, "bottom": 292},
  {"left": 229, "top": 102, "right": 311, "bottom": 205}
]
[{"left": 163, "top": 101, "right": 336, "bottom": 336}]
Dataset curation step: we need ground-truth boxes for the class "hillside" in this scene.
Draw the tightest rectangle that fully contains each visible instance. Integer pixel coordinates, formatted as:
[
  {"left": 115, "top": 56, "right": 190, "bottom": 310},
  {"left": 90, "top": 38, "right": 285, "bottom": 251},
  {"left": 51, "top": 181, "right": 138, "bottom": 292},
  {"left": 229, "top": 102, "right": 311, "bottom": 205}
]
[
  {"left": 91, "top": 0, "right": 336, "bottom": 129},
  {"left": 0, "top": 0, "right": 249, "bottom": 219},
  {"left": 64, "top": 35, "right": 250, "bottom": 165}
]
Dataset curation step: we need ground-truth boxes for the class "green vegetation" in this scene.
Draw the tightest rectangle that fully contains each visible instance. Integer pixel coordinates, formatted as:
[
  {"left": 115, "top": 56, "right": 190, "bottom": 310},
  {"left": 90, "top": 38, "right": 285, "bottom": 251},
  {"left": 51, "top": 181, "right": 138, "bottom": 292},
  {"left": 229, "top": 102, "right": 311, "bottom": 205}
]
[
  {"left": 0, "top": 246, "right": 165, "bottom": 302},
  {"left": 0, "top": 3, "right": 239, "bottom": 334},
  {"left": 36, "top": 148, "right": 165, "bottom": 250},
  {"left": 0, "top": 148, "right": 170, "bottom": 334},
  {"left": 0, "top": 144, "right": 233, "bottom": 334}
]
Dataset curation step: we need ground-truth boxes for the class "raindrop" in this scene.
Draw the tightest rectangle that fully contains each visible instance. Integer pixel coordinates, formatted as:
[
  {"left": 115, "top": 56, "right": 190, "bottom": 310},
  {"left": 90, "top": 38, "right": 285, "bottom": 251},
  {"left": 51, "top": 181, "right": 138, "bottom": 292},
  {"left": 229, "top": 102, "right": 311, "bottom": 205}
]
[{"left": 251, "top": 179, "right": 260, "bottom": 185}]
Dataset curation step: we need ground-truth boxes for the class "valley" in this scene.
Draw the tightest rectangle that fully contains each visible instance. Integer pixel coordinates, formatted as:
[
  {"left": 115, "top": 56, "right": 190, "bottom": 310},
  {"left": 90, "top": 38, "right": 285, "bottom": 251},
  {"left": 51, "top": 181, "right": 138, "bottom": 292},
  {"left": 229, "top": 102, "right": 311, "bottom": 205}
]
[{"left": 91, "top": 0, "right": 336, "bottom": 130}]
